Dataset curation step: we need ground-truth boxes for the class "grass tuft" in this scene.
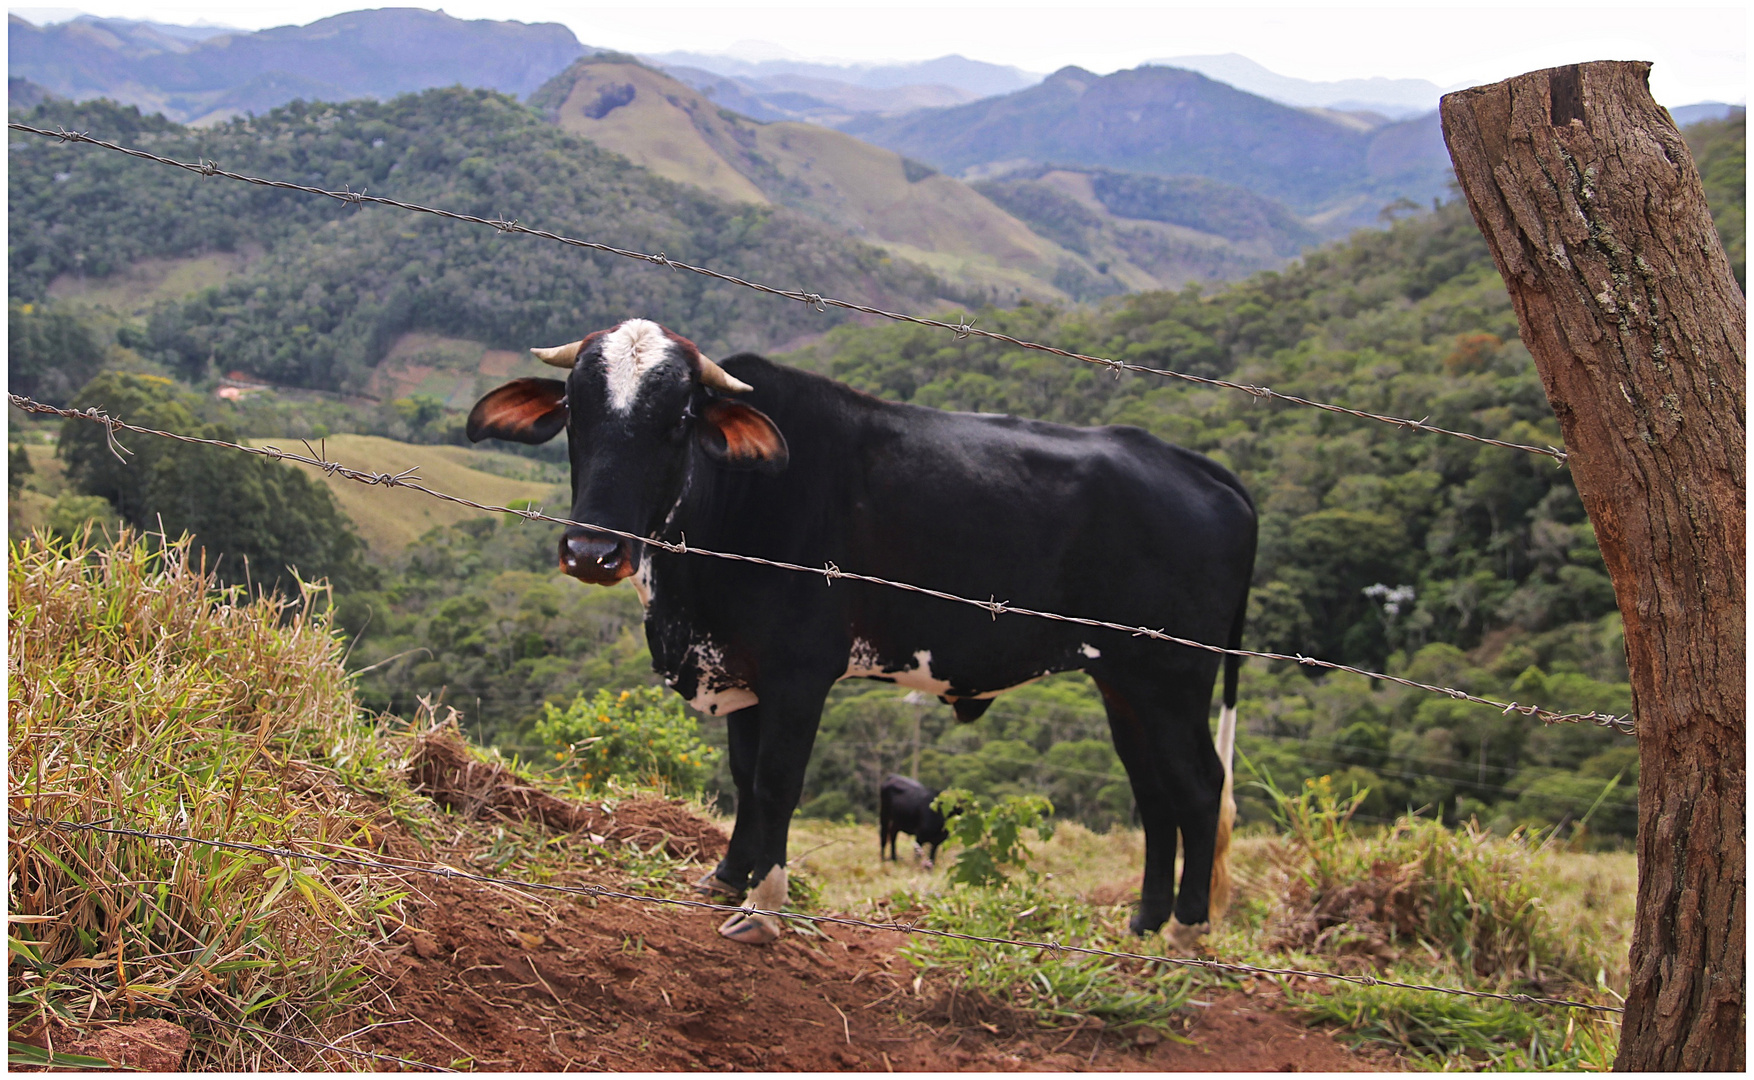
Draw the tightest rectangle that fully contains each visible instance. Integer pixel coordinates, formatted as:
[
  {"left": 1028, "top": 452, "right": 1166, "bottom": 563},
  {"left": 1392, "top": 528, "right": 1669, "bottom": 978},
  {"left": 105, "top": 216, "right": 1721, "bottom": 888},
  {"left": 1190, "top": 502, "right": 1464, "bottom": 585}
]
[{"left": 8, "top": 528, "right": 425, "bottom": 1069}]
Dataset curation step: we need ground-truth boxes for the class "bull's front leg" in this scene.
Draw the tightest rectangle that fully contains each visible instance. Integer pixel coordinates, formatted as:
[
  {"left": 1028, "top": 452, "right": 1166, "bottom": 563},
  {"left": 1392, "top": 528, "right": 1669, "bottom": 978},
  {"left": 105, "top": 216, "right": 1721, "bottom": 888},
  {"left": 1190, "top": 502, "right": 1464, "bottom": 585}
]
[
  {"left": 718, "top": 677, "right": 831, "bottom": 945},
  {"left": 698, "top": 706, "right": 760, "bottom": 899}
]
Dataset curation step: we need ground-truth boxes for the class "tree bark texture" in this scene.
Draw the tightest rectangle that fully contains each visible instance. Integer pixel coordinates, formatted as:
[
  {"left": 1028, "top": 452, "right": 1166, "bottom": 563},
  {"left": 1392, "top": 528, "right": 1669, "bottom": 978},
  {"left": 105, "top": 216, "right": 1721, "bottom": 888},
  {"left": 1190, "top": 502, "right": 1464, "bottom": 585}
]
[{"left": 1440, "top": 61, "right": 1744, "bottom": 1070}]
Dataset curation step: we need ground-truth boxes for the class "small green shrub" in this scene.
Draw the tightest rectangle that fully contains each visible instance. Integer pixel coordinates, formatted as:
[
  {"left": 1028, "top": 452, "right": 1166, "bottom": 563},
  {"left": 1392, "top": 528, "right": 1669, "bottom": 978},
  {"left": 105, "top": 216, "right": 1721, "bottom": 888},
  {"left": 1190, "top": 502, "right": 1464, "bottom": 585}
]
[
  {"left": 535, "top": 685, "right": 720, "bottom": 795},
  {"left": 932, "top": 789, "right": 1055, "bottom": 887}
]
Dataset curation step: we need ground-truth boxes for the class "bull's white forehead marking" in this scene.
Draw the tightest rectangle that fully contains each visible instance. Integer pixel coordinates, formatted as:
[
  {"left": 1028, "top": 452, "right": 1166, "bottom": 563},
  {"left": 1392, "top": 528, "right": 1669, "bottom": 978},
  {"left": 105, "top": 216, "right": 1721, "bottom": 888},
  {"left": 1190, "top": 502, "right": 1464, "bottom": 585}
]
[{"left": 599, "top": 318, "right": 678, "bottom": 414}]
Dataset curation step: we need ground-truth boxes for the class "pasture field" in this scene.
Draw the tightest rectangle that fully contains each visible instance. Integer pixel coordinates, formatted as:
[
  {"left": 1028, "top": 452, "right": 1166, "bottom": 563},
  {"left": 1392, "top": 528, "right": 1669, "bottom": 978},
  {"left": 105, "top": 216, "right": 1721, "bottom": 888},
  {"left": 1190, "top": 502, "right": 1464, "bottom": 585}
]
[
  {"left": 9, "top": 530, "right": 1627, "bottom": 1071},
  {"left": 240, "top": 434, "right": 565, "bottom": 556}
]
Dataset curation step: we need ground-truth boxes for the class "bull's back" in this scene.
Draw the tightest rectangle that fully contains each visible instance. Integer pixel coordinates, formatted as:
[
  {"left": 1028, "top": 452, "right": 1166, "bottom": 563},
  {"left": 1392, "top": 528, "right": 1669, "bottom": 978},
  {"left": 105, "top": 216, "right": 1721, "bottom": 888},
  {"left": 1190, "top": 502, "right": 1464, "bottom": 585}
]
[{"left": 849, "top": 409, "right": 1252, "bottom": 620}]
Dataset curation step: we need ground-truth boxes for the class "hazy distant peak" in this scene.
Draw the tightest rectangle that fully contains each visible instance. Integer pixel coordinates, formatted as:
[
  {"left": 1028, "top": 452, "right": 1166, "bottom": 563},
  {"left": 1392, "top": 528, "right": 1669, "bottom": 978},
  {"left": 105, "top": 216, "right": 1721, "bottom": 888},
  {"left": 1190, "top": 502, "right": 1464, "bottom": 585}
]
[
  {"left": 72, "top": 13, "right": 243, "bottom": 41},
  {"left": 722, "top": 38, "right": 804, "bottom": 62},
  {"left": 640, "top": 50, "right": 1039, "bottom": 100},
  {"left": 1149, "top": 53, "right": 1446, "bottom": 116}
]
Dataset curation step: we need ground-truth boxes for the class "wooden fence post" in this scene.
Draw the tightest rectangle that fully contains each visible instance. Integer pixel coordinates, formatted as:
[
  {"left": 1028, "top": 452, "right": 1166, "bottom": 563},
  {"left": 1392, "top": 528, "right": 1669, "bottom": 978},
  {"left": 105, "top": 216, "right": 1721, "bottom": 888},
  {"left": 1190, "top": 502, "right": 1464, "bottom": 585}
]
[{"left": 1440, "top": 61, "right": 1744, "bottom": 1069}]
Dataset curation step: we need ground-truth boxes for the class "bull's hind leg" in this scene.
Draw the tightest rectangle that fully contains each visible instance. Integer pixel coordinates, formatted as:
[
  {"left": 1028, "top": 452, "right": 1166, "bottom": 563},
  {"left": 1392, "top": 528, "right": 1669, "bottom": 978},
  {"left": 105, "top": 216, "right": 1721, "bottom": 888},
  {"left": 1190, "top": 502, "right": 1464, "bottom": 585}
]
[{"left": 1095, "top": 667, "right": 1226, "bottom": 949}]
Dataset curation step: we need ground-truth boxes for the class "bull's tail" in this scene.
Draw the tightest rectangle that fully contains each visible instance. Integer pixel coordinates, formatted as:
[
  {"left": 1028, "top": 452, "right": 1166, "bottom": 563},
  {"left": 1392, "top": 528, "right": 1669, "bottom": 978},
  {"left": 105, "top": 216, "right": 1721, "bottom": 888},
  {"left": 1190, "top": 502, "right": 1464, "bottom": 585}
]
[{"left": 1210, "top": 593, "right": 1246, "bottom": 920}]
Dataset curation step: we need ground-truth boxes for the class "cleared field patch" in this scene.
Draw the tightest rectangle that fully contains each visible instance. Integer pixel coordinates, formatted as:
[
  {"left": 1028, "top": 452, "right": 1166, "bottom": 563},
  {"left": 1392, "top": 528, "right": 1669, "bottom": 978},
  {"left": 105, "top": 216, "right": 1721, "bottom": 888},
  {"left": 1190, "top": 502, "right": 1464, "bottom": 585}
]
[
  {"left": 245, "top": 434, "right": 564, "bottom": 555},
  {"left": 368, "top": 331, "right": 559, "bottom": 408},
  {"left": 46, "top": 249, "right": 258, "bottom": 316}
]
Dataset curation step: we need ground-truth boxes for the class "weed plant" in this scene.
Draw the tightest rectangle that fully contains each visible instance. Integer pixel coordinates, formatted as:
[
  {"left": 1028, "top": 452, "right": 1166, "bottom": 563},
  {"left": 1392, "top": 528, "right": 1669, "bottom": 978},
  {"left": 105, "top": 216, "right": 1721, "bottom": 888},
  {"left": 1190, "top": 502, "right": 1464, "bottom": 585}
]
[
  {"left": 1238, "top": 767, "right": 1623, "bottom": 1069},
  {"left": 536, "top": 685, "right": 720, "bottom": 795},
  {"left": 7, "top": 529, "right": 424, "bottom": 1069},
  {"left": 899, "top": 880, "right": 1194, "bottom": 1032},
  {"left": 892, "top": 793, "right": 1192, "bottom": 1034},
  {"left": 932, "top": 790, "right": 1057, "bottom": 887}
]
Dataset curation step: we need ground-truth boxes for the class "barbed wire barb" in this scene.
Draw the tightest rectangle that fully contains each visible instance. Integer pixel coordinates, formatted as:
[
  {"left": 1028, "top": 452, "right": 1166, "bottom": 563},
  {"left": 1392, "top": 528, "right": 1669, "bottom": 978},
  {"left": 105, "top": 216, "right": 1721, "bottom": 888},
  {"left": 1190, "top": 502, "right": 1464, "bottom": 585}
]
[
  {"left": 9, "top": 393, "right": 1631, "bottom": 733},
  {"left": 9, "top": 120, "right": 1568, "bottom": 463}
]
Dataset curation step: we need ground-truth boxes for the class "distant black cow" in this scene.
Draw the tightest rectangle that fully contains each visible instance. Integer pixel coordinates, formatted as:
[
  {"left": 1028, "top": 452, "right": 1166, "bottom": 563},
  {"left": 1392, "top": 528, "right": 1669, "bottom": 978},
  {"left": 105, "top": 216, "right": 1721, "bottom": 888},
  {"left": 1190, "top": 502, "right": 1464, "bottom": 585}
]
[
  {"left": 879, "top": 775, "right": 949, "bottom": 868},
  {"left": 467, "top": 319, "right": 1255, "bottom": 949}
]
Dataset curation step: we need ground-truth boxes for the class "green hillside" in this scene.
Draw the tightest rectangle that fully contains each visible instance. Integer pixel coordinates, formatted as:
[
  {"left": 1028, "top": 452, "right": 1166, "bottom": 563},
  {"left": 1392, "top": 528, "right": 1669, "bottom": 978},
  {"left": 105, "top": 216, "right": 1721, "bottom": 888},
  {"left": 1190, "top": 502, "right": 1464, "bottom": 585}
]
[
  {"left": 8, "top": 89, "right": 948, "bottom": 391},
  {"left": 242, "top": 434, "right": 565, "bottom": 556},
  {"left": 1682, "top": 108, "right": 1745, "bottom": 287},
  {"left": 972, "top": 166, "right": 1330, "bottom": 291}
]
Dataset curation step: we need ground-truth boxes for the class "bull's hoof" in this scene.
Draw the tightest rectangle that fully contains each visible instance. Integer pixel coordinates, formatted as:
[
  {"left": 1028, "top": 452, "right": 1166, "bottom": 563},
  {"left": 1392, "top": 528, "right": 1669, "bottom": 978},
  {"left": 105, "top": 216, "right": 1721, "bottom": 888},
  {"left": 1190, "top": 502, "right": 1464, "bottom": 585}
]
[
  {"left": 693, "top": 870, "right": 746, "bottom": 901},
  {"left": 718, "top": 910, "right": 782, "bottom": 944},
  {"left": 1128, "top": 909, "right": 1169, "bottom": 937},
  {"left": 1165, "top": 918, "right": 1210, "bottom": 954}
]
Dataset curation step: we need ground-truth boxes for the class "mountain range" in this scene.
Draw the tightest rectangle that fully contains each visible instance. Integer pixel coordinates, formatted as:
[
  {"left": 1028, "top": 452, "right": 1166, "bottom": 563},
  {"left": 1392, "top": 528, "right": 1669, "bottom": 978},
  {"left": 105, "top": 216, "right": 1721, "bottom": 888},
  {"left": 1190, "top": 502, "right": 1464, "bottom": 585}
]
[
  {"left": 525, "top": 56, "right": 1320, "bottom": 299},
  {"left": 38, "top": 8, "right": 1737, "bottom": 299},
  {"left": 842, "top": 65, "right": 1454, "bottom": 226},
  {"left": 8, "top": 8, "right": 587, "bottom": 124}
]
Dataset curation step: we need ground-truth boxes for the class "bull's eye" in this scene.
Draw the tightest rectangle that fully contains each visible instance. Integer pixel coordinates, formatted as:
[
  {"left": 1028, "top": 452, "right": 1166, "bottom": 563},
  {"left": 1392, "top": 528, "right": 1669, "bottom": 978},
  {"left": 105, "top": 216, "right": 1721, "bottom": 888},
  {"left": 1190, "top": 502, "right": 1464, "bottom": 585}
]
[{"left": 668, "top": 405, "right": 694, "bottom": 443}]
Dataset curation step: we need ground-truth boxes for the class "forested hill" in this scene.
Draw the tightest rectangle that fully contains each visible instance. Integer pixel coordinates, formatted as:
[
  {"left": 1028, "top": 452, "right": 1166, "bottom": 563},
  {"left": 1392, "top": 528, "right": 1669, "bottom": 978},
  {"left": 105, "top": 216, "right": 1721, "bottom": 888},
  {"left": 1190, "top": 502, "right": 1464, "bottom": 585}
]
[{"left": 8, "top": 91, "right": 947, "bottom": 391}]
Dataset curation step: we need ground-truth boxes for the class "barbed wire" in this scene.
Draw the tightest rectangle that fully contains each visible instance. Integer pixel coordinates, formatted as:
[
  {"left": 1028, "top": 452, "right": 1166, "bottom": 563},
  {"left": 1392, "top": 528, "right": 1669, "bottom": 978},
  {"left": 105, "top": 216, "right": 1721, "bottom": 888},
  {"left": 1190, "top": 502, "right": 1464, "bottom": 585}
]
[
  {"left": 11, "top": 394, "right": 1632, "bottom": 734},
  {"left": 11, "top": 394, "right": 1633, "bottom": 734},
  {"left": 8, "top": 121, "right": 1568, "bottom": 464},
  {"left": 14, "top": 816, "right": 1623, "bottom": 1015}
]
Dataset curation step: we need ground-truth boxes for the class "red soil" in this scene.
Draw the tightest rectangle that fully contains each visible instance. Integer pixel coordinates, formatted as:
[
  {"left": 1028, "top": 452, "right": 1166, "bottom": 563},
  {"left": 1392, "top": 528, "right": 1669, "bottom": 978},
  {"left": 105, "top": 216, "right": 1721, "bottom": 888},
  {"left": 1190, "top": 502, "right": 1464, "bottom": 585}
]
[{"left": 357, "top": 744, "right": 1396, "bottom": 1071}]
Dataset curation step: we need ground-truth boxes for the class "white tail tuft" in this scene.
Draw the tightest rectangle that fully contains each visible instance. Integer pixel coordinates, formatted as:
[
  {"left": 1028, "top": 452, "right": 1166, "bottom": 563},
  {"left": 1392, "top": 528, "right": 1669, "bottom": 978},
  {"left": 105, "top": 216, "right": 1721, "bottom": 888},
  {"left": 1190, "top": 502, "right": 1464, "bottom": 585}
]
[{"left": 1210, "top": 703, "right": 1238, "bottom": 919}]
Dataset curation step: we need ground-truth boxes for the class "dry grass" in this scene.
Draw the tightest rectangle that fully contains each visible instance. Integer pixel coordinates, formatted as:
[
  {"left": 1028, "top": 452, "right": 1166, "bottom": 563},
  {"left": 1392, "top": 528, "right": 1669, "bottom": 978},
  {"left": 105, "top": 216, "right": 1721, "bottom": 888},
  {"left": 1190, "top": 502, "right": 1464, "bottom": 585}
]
[
  {"left": 786, "top": 816, "right": 1160, "bottom": 914},
  {"left": 7, "top": 528, "right": 427, "bottom": 1069}
]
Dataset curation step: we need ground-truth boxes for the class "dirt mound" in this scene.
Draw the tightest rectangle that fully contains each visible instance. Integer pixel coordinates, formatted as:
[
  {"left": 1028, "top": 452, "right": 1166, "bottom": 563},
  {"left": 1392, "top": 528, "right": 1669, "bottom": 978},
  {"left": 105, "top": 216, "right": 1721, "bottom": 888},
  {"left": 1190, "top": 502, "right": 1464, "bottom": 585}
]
[
  {"left": 408, "top": 729, "right": 726, "bottom": 862},
  {"left": 361, "top": 869, "right": 1393, "bottom": 1072},
  {"left": 375, "top": 736, "right": 1394, "bottom": 1070}
]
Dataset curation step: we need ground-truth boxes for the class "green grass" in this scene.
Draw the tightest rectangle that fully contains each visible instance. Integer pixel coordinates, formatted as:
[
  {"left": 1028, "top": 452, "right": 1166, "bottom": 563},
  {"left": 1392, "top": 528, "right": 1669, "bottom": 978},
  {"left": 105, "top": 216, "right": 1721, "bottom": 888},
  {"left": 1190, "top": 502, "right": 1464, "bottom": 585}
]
[{"left": 785, "top": 790, "right": 1630, "bottom": 1069}]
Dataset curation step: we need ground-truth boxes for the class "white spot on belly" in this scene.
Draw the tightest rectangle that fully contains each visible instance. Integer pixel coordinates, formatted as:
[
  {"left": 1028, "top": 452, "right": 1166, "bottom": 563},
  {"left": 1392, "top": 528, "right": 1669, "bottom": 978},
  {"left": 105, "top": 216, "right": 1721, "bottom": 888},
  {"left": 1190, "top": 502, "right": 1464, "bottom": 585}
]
[
  {"left": 841, "top": 642, "right": 954, "bottom": 695},
  {"left": 1079, "top": 643, "right": 1101, "bottom": 659},
  {"left": 684, "top": 639, "right": 758, "bottom": 716}
]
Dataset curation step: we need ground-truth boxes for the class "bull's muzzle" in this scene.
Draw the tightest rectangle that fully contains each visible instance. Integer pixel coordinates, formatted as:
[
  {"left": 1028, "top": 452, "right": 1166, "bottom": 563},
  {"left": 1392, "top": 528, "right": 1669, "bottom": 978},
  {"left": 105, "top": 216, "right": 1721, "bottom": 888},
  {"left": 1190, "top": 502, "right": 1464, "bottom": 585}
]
[{"left": 560, "top": 529, "right": 637, "bottom": 584}]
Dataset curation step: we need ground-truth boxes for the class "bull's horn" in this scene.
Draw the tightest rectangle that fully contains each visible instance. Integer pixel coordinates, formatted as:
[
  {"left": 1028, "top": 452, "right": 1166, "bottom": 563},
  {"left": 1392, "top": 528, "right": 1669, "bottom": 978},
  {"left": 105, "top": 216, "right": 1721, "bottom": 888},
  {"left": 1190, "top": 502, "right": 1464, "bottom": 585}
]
[
  {"left": 530, "top": 340, "right": 584, "bottom": 367},
  {"left": 698, "top": 355, "right": 754, "bottom": 394}
]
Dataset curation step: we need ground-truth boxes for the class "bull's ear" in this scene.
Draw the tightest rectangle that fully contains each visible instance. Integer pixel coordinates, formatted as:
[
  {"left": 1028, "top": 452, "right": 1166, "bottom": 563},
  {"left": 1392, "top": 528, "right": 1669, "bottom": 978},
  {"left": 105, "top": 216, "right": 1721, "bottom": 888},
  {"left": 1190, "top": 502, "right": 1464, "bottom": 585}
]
[
  {"left": 467, "top": 378, "right": 568, "bottom": 444},
  {"left": 697, "top": 400, "right": 788, "bottom": 472}
]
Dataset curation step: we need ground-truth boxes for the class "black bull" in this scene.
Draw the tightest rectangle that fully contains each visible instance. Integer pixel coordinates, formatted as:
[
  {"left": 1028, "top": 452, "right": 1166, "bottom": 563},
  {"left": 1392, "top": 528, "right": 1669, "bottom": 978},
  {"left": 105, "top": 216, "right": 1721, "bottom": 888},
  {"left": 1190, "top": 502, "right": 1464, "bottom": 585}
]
[{"left": 468, "top": 319, "right": 1256, "bottom": 947}]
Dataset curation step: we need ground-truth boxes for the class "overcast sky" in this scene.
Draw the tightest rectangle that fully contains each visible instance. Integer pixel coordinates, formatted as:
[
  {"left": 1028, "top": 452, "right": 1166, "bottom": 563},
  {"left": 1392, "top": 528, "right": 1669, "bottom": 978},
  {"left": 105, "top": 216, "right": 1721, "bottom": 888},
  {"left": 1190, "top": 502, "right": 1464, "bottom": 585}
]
[{"left": 11, "top": 1, "right": 1747, "bottom": 105}]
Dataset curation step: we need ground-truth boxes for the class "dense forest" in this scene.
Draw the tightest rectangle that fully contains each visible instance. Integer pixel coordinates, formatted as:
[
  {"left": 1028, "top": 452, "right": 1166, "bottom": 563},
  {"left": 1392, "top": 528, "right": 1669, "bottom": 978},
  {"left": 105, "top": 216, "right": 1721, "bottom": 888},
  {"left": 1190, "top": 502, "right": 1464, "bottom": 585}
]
[
  {"left": 12, "top": 96, "right": 1739, "bottom": 845},
  {"left": 8, "top": 91, "right": 949, "bottom": 391}
]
